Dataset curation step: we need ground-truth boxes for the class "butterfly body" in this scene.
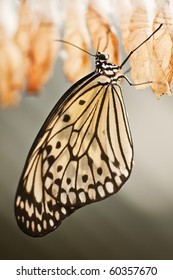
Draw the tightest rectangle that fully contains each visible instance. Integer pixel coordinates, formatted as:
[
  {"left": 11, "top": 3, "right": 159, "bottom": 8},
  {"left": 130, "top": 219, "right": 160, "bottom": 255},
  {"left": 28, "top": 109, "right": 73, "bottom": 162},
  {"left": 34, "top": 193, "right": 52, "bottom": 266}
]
[{"left": 15, "top": 51, "right": 133, "bottom": 237}]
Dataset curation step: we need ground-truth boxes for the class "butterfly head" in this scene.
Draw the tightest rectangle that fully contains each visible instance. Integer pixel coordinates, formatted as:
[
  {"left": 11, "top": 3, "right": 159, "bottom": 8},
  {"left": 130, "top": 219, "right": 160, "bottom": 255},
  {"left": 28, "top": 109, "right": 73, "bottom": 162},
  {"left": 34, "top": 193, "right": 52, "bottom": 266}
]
[
  {"left": 95, "top": 51, "right": 110, "bottom": 72},
  {"left": 95, "top": 51, "right": 109, "bottom": 62},
  {"left": 95, "top": 51, "right": 120, "bottom": 77}
]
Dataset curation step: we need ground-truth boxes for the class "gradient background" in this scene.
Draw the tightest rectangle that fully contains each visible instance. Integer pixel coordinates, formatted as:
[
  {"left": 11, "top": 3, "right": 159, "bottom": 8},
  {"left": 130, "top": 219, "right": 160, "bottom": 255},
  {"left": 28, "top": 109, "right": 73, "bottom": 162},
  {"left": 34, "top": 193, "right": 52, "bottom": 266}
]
[{"left": 0, "top": 56, "right": 173, "bottom": 260}]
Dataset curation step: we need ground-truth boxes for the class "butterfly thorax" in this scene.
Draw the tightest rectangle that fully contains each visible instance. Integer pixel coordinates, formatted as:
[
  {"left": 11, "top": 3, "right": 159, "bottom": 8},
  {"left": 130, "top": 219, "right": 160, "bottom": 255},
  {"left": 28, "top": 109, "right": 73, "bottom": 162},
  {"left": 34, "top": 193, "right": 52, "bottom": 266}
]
[{"left": 95, "top": 51, "right": 120, "bottom": 79}]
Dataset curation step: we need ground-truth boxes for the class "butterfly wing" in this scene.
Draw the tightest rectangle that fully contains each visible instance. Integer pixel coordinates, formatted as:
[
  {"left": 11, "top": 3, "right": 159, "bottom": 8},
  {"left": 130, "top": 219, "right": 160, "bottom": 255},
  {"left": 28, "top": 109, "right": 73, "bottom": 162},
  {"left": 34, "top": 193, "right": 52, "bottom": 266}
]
[{"left": 15, "top": 71, "right": 133, "bottom": 237}]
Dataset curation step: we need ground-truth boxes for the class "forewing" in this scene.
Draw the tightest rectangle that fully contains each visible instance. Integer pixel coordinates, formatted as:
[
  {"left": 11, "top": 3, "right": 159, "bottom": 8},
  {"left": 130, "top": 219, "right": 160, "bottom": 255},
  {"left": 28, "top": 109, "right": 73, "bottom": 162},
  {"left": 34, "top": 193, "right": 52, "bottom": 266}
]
[{"left": 15, "top": 72, "right": 133, "bottom": 237}]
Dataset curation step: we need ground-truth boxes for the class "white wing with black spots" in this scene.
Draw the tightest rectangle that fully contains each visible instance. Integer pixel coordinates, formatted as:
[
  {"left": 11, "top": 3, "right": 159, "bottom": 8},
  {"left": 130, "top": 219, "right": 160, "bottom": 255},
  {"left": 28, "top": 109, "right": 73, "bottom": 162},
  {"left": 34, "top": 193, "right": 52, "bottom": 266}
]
[{"left": 15, "top": 55, "right": 133, "bottom": 237}]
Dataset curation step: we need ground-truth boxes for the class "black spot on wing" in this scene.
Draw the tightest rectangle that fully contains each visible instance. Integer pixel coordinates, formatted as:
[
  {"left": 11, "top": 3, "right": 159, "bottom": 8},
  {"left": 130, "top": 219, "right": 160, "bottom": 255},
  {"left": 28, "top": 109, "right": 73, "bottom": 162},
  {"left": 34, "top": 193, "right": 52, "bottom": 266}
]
[
  {"left": 79, "top": 99, "right": 86, "bottom": 105},
  {"left": 47, "top": 155, "right": 55, "bottom": 165},
  {"left": 57, "top": 165, "right": 63, "bottom": 172},
  {"left": 82, "top": 175, "right": 88, "bottom": 183},
  {"left": 97, "top": 167, "right": 103, "bottom": 175},
  {"left": 63, "top": 114, "right": 70, "bottom": 122},
  {"left": 66, "top": 178, "right": 71, "bottom": 185},
  {"left": 56, "top": 141, "right": 61, "bottom": 149}
]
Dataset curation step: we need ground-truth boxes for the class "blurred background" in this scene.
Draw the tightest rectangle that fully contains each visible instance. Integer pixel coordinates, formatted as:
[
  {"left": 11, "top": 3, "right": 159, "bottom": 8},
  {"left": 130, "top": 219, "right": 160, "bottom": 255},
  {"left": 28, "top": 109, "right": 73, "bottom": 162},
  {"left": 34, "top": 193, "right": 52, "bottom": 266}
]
[{"left": 0, "top": 0, "right": 173, "bottom": 260}]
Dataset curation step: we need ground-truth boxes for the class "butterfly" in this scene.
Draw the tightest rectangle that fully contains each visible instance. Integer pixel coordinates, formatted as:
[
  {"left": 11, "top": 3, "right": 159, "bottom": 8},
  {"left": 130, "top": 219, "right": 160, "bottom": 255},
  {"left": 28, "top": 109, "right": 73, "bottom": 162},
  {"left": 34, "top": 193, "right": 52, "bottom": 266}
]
[{"left": 15, "top": 24, "right": 162, "bottom": 237}]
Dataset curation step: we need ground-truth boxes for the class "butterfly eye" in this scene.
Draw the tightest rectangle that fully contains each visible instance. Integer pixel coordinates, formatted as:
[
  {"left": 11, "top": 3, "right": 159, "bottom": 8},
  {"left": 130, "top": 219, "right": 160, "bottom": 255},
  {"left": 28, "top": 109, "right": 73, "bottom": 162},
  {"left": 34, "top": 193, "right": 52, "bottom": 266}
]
[{"left": 96, "top": 52, "right": 109, "bottom": 61}]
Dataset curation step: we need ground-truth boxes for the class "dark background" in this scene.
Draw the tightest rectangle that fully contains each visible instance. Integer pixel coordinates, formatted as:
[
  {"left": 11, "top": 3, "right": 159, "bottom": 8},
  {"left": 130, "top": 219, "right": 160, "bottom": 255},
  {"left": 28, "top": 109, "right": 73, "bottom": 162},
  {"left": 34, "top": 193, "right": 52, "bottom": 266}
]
[{"left": 0, "top": 60, "right": 173, "bottom": 260}]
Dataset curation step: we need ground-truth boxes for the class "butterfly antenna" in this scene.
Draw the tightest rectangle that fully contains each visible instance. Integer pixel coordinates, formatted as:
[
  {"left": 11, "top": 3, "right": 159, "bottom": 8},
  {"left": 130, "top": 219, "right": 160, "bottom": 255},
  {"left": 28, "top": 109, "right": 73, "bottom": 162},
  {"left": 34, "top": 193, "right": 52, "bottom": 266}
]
[
  {"left": 119, "top": 23, "right": 163, "bottom": 69},
  {"left": 96, "top": 37, "right": 101, "bottom": 53},
  {"left": 102, "top": 28, "right": 110, "bottom": 52},
  {"left": 55, "top": 39, "right": 95, "bottom": 57},
  {"left": 95, "top": 28, "right": 110, "bottom": 53}
]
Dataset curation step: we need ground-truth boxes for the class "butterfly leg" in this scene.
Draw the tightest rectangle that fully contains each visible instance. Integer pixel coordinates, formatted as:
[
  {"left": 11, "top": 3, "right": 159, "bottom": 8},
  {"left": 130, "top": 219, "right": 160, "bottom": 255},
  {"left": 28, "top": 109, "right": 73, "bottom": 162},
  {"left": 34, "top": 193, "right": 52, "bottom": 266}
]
[{"left": 116, "top": 74, "right": 153, "bottom": 87}]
